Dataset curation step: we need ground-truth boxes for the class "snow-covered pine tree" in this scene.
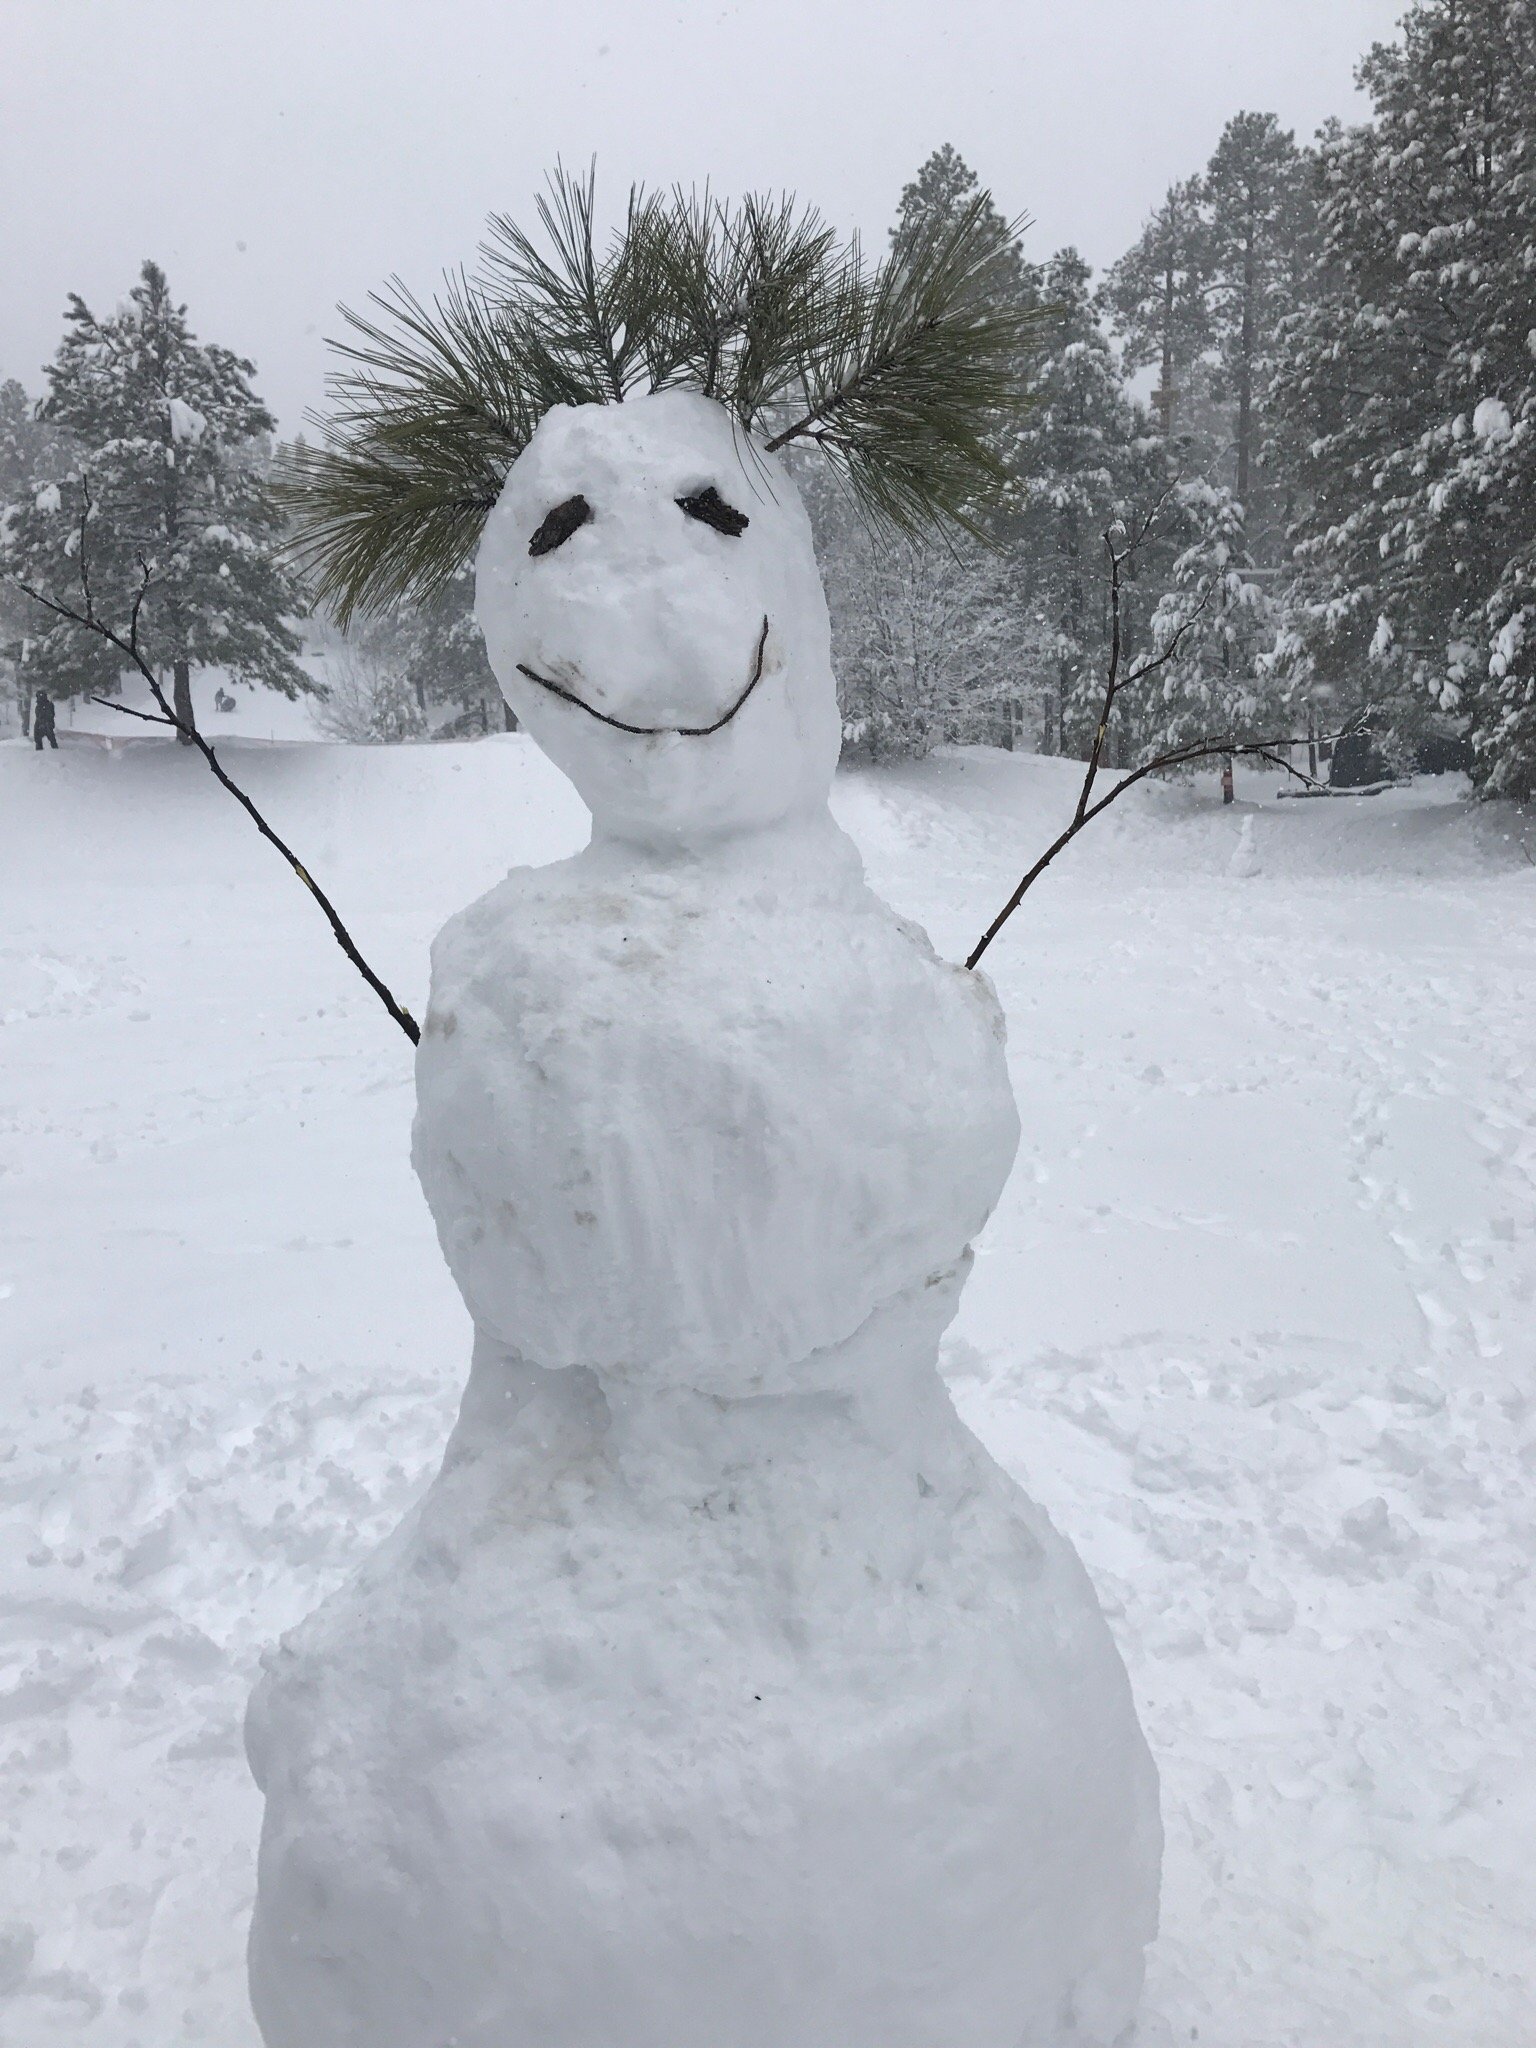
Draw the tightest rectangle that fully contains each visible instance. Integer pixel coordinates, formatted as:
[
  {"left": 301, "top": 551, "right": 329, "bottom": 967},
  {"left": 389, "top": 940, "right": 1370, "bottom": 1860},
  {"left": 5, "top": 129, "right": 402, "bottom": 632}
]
[
  {"left": 1000, "top": 248, "right": 1153, "bottom": 756},
  {"left": 395, "top": 572, "right": 504, "bottom": 732},
  {"left": 1102, "top": 118, "right": 1317, "bottom": 543},
  {"left": 1142, "top": 479, "right": 1283, "bottom": 758},
  {"left": 350, "top": 566, "right": 506, "bottom": 736},
  {"left": 1271, "top": 0, "right": 1536, "bottom": 795},
  {"left": 0, "top": 379, "right": 50, "bottom": 531},
  {"left": 892, "top": 143, "right": 1033, "bottom": 304},
  {"left": 4, "top": 262, "right": 309, "bottom": 740},
  {"left": 808, "top": 475, "right": 1019, "bottom": 756},
  {"left": 0, "top": 378, "right": 58, "bottom": 734},
  {"left": 1099, "top": 179, "right": 1214, "bottom": 443},
  {"left": 1201, "top": 113, "right": 1319, "bottom": 546},
  {"left": 310, "top": 638, "right": 429, "bottom": 744},
  {"left": 804, "top": 145, "right": 1041, "bottom": 755}
]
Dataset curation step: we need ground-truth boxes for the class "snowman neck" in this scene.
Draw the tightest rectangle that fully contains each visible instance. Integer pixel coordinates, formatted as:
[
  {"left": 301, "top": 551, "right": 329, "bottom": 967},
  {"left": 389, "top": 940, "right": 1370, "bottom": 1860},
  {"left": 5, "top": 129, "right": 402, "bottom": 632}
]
[{"left": 585, "top": 800, "right": 853, "bottom": 876}]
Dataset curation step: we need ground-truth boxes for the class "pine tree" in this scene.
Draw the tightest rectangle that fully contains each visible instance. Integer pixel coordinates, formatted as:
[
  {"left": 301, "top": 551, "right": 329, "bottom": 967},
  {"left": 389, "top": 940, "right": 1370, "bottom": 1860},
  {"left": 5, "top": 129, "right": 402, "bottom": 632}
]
[
  {"left": 0, "top": 380, "right": 46, "bottom": 507},
  {"left": 387, "top": 570, "right": 504, "bottom": 733},
  {"left": 893, "top": 144, "right": 1033, "bottom": 306},
  {"left": 1201, "top": 113, "right": 1319, "bottom": 542},
  {"left": 310, "top": 638, "right": 430, "bottom": 744},
  {"left": 1271, "top": 0, "right": 1536, "bottom": 795},
  {"left": 1142, "top": 480, "right": 1282, "bottom": 757},
  {"left": 1001, "top": 249, "right": 1152, "bottom": 755},
  {"left": 804, "top": 145, "right": 1040, "bottom": 755},
  {"left": 1103, "top": 121, "right": 1316, "bottom": 536},
  {"left": 0, "top": 379, "right": 56, "bottom": 733},
  {"left": 4, "top": 262, "right": 309, "bottom": 740},
  {"left": 807, "top": 463, "right": 1018, "bottom": 757},
  {"left": 1100, "top": 180, "right": 1214, "bottom": 442}
]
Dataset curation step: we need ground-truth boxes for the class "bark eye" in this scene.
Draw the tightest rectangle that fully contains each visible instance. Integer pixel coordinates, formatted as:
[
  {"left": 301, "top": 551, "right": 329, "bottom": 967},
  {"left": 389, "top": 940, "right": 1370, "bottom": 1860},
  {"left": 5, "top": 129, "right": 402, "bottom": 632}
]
[
  {"left": 529, "top": 495, "right": 592, "bottom": 557},
  {"left": 677, "top": 486, "right": 749, "bottom": 537}
]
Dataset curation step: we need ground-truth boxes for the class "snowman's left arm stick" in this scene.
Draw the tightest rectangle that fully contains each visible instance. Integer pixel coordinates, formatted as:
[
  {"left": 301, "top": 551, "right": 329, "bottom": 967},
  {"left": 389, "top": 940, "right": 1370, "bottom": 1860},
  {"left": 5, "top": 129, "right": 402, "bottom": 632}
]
[
  {"left": 966, "top": 734, "right": 1319, "bottom": 970},
  {"left": 966, "top": 522, "right": 1327, "bottom": 972},
  {"left": 14, "top": 492, "right": 420, "bottom": 1045}
]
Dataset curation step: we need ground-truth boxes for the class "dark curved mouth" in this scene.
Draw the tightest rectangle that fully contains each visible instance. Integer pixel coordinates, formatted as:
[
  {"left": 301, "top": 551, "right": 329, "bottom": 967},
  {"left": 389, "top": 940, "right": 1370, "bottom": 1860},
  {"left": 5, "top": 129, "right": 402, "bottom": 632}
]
[{"left": 516, "top": 617, "right": 770, "bottom": 739}]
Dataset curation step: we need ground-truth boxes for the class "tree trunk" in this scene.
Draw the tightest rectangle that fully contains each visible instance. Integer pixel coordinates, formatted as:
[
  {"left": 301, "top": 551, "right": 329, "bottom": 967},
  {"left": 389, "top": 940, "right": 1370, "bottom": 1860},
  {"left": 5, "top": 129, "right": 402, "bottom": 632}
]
[
  {"left": 172, "top": 661, "right": 196, "bottom": 744},
  {"left": 1236, "top": 223, "right": 1257, "bottom": 507},
  {"left": 1158, "top": 259, "right": 1176, "bottom": 439}
]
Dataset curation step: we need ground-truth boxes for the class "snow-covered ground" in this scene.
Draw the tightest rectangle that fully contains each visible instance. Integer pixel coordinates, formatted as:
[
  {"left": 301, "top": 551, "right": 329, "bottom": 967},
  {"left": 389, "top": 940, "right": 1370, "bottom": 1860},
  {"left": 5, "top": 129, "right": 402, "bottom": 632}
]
[{"left": 1, "top": 731, "right": 1531, "bottom": 2047}]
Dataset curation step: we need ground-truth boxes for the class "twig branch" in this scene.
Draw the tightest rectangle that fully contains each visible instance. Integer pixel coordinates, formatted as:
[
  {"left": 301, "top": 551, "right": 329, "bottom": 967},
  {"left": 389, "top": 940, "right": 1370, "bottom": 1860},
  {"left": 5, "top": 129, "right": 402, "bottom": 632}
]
[
  {"left": 966, "top": 494, "right": 1327, "bottom": 972},
  {"left": 1073, "top": 491, "right": 1207, "bottom": 826},
  {"left": 14, "top": 487, "right": 419, "bottom": 1045},
  {"left": 87, "top": 694, "right": 175, "bottom": 727},
  {"left": 966, "top": 729, "right": 1330, "bottom": 970}
]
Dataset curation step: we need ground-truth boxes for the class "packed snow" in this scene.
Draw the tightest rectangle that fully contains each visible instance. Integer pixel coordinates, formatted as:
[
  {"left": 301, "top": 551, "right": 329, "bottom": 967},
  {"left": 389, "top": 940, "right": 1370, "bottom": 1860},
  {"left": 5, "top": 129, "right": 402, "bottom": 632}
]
[
  {"left": 1470, "top": 397, "right": 1512, "bottom": 447},
  {"left": 166, "top": 398, "right": 208, "bottom": 446},
  {"left": 1, "top": 726, "right": 1532, "bottom": 2046}
]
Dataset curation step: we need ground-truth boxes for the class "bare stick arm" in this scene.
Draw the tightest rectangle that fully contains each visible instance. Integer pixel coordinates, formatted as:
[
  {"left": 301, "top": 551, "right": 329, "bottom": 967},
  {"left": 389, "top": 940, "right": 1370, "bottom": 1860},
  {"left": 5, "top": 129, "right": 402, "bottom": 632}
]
[
  {"left": 966, "top": 732, "right": 1325, "bottom": 971},
  {"left": 965, "top": 493, "right": 1298, "bottom": 973},
  {"left": 15, "top": 505, "right": 420, "bottom": 1046}
]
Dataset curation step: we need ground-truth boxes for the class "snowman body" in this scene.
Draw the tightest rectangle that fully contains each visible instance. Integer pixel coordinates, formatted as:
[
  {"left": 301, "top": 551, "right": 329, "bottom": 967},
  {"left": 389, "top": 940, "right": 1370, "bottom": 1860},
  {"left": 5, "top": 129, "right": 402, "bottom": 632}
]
[{"left": 246, "top": 393, "right": 1159, "bottom": 2048}]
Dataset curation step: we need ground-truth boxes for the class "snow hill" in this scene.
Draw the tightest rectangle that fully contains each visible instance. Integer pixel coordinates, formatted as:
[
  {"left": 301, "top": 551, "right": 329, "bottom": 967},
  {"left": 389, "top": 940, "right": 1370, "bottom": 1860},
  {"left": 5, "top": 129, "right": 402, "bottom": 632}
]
[{"left": 1, "top": 733, "right": 1532, "bottom": 2047}]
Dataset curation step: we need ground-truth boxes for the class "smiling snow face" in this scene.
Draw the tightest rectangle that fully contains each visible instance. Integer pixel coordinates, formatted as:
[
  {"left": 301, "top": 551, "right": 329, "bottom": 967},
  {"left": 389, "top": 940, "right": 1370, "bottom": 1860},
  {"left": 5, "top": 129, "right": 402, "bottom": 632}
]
[{"left": 475, "top": 390, "right": 842, "bottom": 847}]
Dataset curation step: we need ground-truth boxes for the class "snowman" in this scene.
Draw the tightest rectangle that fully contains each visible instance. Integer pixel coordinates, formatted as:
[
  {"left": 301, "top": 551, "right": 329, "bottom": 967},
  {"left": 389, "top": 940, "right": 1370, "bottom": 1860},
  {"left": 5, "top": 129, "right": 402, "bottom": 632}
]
[
  {"left": 249, "top": 190, "right": 1160, "bottom": 2047},
  {"left": 247, "top": 388, "right": 1158, "bottom": 2048}
]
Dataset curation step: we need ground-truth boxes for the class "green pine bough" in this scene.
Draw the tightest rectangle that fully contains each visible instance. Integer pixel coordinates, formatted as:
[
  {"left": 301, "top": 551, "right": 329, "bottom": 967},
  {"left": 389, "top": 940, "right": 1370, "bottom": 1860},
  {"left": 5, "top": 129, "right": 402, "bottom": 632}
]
[{"left": 281, "top": 167, "right": 1041, "bottom": 626}]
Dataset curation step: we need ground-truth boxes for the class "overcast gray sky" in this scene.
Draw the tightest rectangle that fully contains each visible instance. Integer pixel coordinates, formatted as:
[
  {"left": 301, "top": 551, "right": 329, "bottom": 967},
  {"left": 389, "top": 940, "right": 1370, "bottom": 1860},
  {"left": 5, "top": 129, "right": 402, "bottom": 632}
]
[{"left": 4, "top": 0, "right": 1408, "bottom": 433}]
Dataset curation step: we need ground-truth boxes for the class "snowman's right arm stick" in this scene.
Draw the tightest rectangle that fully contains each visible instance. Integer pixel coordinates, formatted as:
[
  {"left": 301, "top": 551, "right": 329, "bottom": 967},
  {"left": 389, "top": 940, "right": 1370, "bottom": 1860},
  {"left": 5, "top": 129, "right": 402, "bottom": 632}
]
[
  {"left": 966, "top": 521, "right": 1328, "bottom": 972},
  {"left": 15, "top": 487, "right": 421, "bottom": 1046}
]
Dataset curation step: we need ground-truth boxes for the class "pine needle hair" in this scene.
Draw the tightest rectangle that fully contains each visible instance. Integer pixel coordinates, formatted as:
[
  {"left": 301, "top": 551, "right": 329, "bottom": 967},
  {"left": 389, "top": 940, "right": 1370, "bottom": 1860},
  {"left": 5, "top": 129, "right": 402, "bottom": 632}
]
[{"left": 281, "top": 168, "right": 1041, "bottom": 625}]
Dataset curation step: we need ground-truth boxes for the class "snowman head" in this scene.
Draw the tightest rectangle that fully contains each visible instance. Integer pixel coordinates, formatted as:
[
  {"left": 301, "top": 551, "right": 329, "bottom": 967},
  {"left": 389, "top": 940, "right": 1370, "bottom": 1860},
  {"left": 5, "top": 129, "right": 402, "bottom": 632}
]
[{"left": 475, "top": 391, "right": 841, "bottom": 848}]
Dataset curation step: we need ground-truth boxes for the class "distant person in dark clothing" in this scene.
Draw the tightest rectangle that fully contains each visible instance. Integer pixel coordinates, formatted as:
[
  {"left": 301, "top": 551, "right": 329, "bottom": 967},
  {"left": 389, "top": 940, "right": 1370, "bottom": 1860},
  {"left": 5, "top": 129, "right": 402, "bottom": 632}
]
[{"left": 32, "top": 690, "right": 58, "bottom": 750}]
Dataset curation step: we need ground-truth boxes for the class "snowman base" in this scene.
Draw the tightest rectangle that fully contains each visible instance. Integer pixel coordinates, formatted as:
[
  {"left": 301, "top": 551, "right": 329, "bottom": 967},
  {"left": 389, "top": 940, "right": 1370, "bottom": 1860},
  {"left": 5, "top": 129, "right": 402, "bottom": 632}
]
[{"left": 247, "top": 1267, "right": 1158, "bottom": 2048}]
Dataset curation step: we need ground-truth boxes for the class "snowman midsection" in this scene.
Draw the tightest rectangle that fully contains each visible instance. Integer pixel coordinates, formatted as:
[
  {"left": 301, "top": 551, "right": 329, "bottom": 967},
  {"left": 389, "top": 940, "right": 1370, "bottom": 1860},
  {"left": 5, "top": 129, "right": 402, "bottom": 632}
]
[{"left": 413, "top": 843, "right": 1020, "bottom": 1389}]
